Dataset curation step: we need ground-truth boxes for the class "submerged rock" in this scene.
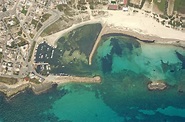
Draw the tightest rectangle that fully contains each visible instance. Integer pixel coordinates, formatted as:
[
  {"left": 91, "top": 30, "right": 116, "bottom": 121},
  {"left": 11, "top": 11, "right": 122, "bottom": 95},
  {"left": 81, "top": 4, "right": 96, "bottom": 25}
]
[{"left": 148, "top": 81, "right": 167, "bottom": 90}]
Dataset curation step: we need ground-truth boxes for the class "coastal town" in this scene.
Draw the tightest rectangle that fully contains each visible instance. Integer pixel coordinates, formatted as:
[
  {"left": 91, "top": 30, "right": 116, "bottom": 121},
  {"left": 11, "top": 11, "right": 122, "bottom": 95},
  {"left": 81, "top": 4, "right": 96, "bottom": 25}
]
[{"left": 0, "top": 0, "right": 185, "bottom": 97}]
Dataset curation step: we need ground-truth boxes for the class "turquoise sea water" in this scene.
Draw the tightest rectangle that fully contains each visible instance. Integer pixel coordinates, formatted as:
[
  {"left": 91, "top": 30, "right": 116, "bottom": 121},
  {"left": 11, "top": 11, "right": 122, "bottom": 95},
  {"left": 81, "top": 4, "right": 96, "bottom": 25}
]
[{"left": 1, "top": 32, "right": 185, "bottom": 121}]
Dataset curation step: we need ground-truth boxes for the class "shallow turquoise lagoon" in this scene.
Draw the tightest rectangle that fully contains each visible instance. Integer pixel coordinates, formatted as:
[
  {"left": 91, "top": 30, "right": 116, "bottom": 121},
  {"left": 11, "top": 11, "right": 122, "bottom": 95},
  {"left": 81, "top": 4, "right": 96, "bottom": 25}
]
[
  {"left": 96, "top": 35, "right": 185, "bottom": 85},
  {"left": 1, "top": 35, "right": 185, "bottom": 122}
]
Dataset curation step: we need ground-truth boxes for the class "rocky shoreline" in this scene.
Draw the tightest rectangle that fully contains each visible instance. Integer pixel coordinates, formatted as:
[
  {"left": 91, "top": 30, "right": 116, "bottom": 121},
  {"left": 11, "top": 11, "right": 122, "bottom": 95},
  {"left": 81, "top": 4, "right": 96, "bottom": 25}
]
[
  {"left": 0, "top": 81, "right": 52, "bottom": 98},
  {"left": 0, "top": 75, "right": 101, "bottom": 99}
]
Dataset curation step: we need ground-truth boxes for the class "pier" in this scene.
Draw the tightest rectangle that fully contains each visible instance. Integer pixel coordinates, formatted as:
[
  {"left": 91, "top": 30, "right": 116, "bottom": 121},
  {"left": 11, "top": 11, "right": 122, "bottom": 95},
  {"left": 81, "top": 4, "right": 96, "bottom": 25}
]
[{"left": 89, "top": 23, "right": 107, "bottom": 65}]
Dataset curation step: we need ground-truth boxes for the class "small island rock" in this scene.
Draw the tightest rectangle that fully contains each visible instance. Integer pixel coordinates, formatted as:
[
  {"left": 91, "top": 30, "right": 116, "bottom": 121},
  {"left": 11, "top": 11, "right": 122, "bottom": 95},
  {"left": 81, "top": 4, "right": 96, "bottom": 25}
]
[{"left": 148, "top": 81, "right": 167, "bottom": 90}]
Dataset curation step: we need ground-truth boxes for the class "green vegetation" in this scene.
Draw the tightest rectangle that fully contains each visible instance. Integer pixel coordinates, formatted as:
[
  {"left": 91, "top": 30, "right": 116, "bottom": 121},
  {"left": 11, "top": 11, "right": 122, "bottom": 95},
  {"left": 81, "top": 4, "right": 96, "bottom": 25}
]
[
  {"left": 12, "top": 17, "right": 20, "bottom": 25},
  {"left": 2, "top": 7, "right": 6, "bottom": 12},
  {"left": 17, "top": 37, "right": 28, "bottom": 47},
  {"left": 7, "top": 41, "right": 16, "bottom": 48},
  {"left": 31, "top": 19, "right": 39, "bottom": 27},
  {"left": 36, "top": 22, "right": 42, "bottom": 31},
  {"left": 57, "top": 4, "right": 75, "bottom": 16},
  {"left": 28, "top": 41, "right": 36, "bottom": 62},
  {"left": 174, "top": 0, "right": 185, "bottom": 14},
  {"left": 30, "top": 33, "right": 34, "bottom": 39},
  {"left": 41, "top": 14, "right": 51, "bottom": 23},
  {"left": 13, "top": 71, "right": 19, "bottom": 75},
  {"left": 182, "top": 22, "right": 185, "bottom": 28},
  {"left": 21, "top": 8, "right": 27, "bottom": 15},
  {"left": 8, "top": 37, "right": 28, "bottom": 48},
  {"left": 41, "top": 17, "right": 72, "bottom": 37},
  {"left": 30, "top": 78, "right": 40, "bottom": 84},
  {"left": 154, "top": 0, "right": 167, "bottom": 14},
  {"left": 90, "top": 3, "right": 94, "bottom": 9},
  {"left": 0, "top": 76, "right": 18, "bottom": 85},
  {"left": 168, "top": 20, "right": 182, "bottom": 27},
  {"left": 77, "top": 4, "right": 87, "bottom": 10},
  {"left": 159, "top": 14, "right": 168, "bottom": 19},
  {"left": 57, "top": 4, "right": 66, "bottom": 11},
  {"left": 128, "top": 0, "right": 146, "bottom": 9},
  {"left": 18, "top": 28, "right": 22, "bottom": 36},
  {"left": 147, "top": 0, "right": 152, "bottom": 3},
  {"left": 0, "top": 52, "right": 3, "bottom": 60}
]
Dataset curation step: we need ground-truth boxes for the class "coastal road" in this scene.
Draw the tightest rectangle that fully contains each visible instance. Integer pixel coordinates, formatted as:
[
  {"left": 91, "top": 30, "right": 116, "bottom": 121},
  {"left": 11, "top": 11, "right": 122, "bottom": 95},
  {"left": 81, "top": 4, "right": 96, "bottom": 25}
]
[{"left": 33, "top": 10, "right": 60, "bottom": 41}]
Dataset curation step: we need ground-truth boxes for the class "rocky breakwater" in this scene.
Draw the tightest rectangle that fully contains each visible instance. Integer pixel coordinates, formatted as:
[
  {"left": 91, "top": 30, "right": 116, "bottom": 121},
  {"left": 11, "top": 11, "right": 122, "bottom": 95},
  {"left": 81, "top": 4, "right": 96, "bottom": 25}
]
[
  {"left": 0, "top": 75, "right": 101, "bottom": 98},
  {"left": 0, "top": 79, "right": 55, "bottom": 98},
  {"left": 45, "top": 75, "right": 101, "bottom": 85},
  {"left": 148, "top": 81, "right": 167, "bottom": 90}
]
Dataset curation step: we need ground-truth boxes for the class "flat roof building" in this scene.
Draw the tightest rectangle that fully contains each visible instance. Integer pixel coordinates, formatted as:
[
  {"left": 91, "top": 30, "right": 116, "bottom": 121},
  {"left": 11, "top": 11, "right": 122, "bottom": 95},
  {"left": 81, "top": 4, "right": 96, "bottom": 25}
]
[{"left": 108, "top": 4, "right": 119, "bottom": 10}]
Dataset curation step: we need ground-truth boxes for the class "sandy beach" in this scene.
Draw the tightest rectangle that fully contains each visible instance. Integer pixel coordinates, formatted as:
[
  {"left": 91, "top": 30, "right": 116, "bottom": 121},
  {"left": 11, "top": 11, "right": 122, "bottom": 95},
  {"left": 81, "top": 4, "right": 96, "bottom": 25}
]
[
  {"left": 103, "top": 10, "right": 185, "bottom": 40},
  {"left": 39, "top": 9, "right": 185, "bottom": 48}
]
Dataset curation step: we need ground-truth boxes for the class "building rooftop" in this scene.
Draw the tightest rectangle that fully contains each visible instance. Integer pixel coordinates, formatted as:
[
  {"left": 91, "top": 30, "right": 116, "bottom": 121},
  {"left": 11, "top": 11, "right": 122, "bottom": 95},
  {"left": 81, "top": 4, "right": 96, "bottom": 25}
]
[{"left": 108, "top": 4, "right": 118, "bottom": 10}]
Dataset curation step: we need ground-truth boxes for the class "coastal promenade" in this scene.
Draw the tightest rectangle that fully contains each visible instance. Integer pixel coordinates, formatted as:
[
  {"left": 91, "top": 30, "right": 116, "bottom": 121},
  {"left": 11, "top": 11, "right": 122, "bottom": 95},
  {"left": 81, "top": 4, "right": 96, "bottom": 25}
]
[{"left": 88, "top": 23, "right": 107, "bottom": 65}]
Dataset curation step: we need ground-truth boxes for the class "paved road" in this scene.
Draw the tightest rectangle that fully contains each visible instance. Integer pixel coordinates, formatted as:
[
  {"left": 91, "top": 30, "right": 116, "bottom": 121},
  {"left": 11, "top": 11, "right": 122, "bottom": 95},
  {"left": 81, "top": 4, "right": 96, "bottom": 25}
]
[{"left": 33, "top": 10, "right": 60, "bottom": 40}]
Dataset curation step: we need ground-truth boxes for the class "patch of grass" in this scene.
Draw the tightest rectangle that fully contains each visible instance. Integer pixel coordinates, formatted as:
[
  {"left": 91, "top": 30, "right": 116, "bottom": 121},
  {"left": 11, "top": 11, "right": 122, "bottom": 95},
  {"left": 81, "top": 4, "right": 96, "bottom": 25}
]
[
  {"left": 41, "top": 14, "right": 51, "bottom": 23},
  {"left": 41, "top": 17, "right": 72, "bottom": 37},
  {"left": 57, "top": 4, "right": 75, "bottom": 16},
  {"left": 17, "top": 37, "right": 28, "bottom": 47},
  {"left": 0, "top": 76, "right": 18, "bottom": 85},
  {"left": 12, "top": 17, "right": 20, "bottom": 25},
  {"left": 18, "top": 28, "right": 22, "bottom": 36},
  {"left": 57, "top": 4, "right": 68, "bottom": 11},
  {"left": 0, "top": 52, "right": 3, "bottom": 60},
  {"left": 30, "top": 33, "right": 34, "bottom": 39},
  {"left": 147, "top": 0, "right": 152, "bottom": 3},
  {"left": 154, "top": 0, "right": 167, "bottom": 14},
  {"left": 21, "top": 7, "right": 27, "bottom": 15},
  {"left": 174, "top": 0, "right": 185, "bottom": 14},
  {"left": 182, "top": 22, "right": 185, "bottom": 28},
  {"left": 36, "top": 22, "right": 42, "bottom": 31},
  {"left": 31, "top": 19, "right": 39, "bottom": 27},
  {"left": 2, "top": 7, "right": 6, "bottom": 12},
  {"left": 30, "top": 78, "right": 40, "bottom": 84}
]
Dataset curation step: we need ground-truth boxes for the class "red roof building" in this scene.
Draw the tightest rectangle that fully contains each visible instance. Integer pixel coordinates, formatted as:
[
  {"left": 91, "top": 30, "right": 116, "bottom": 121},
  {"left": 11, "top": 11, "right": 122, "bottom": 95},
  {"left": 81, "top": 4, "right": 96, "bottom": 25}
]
[
  {"left": 123, "top": 0, "right": 127, "bottom": 5},
  {"left": 108, "top": 4, "right": 118, "bottom": 10}
]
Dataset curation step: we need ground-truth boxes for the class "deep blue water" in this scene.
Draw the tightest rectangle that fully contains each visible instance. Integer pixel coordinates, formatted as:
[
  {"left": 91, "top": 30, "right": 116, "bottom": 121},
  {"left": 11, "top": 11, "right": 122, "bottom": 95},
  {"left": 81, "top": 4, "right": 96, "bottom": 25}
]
[{"left": 1, "top": 26, "right": 185, "bottom": 121}]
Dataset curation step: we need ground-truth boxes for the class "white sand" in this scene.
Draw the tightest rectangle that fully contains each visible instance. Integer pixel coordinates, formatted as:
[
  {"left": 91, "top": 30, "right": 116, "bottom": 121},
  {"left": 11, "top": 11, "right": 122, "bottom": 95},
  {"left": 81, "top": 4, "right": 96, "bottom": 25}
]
[
  {"left": 40, "top": 9, "right": 185, "bottom": 47},
  {"left": 102, "top": 10, "right": 185, "bottom": 41}
]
